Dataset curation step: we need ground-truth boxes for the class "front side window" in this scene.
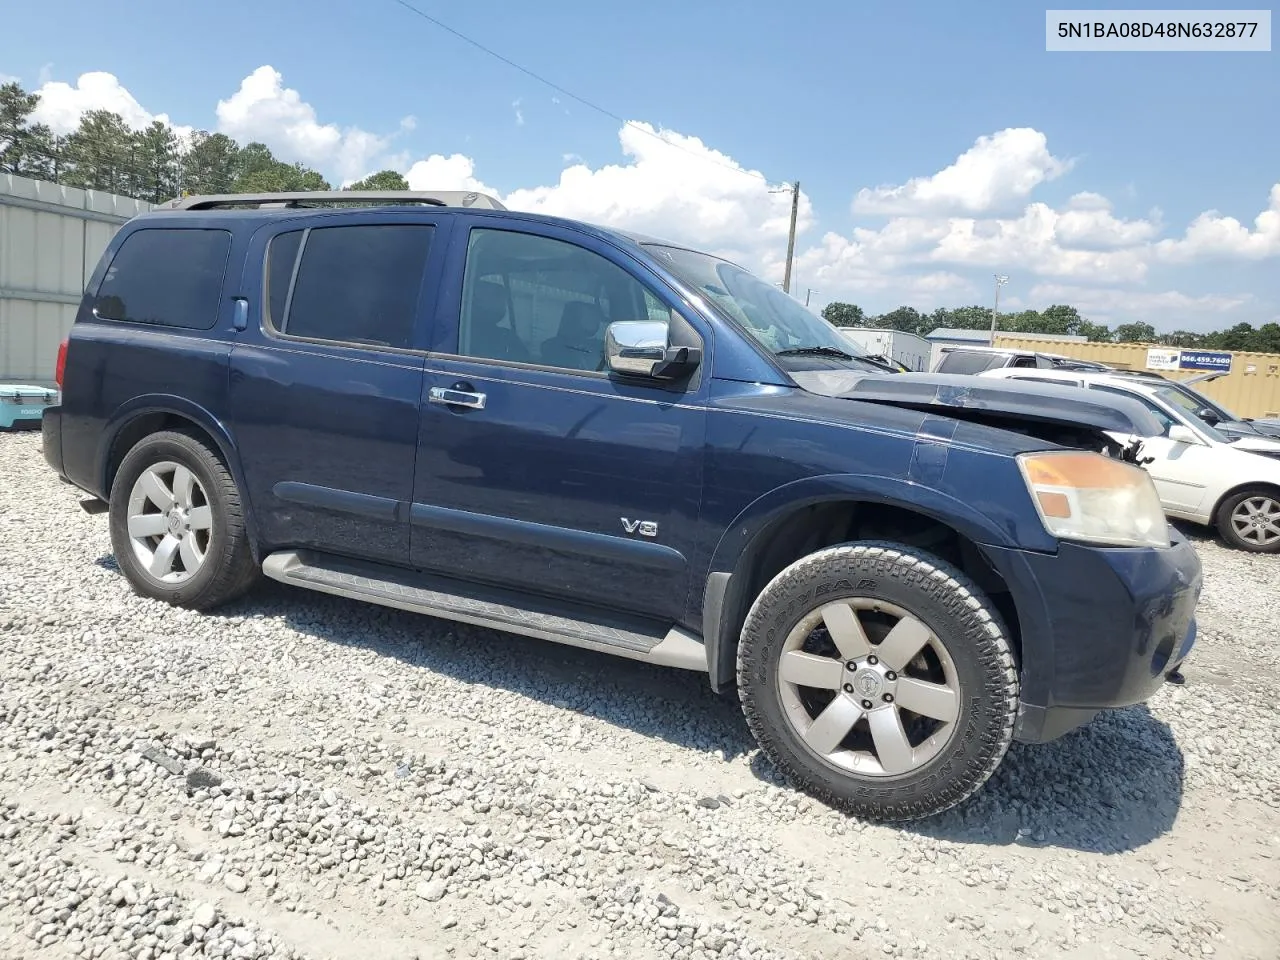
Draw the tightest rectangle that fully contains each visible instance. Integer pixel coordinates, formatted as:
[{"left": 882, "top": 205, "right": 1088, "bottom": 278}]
[
  {"left": 267, "top": 224, "right": 434, "bottom": 349},
  {"left": 456, "top": 229, "right": 672, "bottom": 373},
  {"left": 94, "top": 228, "right": 232, "bottom": 330},
  {"left": 1089, "top": 383, "right": 1182, "bottom": 436}
]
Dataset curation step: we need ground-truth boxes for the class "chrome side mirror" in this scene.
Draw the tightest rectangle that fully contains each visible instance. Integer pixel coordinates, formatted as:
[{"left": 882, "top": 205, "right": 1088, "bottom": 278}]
[
  {"left": 1167, "top": 424, "right": 1203, "bottom": 445},
  {"left": 604, "top": 321, "right": 700, "bottom": 380}
]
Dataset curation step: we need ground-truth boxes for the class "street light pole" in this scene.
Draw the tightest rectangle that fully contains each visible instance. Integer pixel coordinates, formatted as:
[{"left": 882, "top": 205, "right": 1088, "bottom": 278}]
[
  {"left": 783, "top": 181, "right": 800, "bottom": 295},
  {"left": 989, "top": 274, "right": 1009, "bottom": 346},
  {"left": 805, "top": 288, "right": 818, "bottom": 307}
]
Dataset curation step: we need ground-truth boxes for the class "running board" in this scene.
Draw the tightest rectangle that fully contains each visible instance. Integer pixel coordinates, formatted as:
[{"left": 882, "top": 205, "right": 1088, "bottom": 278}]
[{"left": 261, "top": 550, "right": 708, "bottom": 672}]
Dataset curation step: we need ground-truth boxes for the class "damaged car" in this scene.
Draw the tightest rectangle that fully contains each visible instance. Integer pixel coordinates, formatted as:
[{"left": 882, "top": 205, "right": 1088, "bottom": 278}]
[{"left": 44, "top": 190, "right": 1200, "bottom": 821}]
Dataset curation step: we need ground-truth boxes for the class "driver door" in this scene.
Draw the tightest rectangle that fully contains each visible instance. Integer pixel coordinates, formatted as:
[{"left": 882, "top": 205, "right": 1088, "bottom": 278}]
[{"left": 410, "top": 220, "right": 709, "bottom": 622}]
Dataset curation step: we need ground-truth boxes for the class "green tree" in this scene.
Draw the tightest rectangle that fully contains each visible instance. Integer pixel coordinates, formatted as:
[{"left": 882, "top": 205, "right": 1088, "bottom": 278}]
[
  {"left": 878, "top": 306, "right": 923, "bottom": 335},
  {"left": 1077, "top": 320, "right": 1113, "bottom": 342},
  {"left": 131, "top": 120, "right": 180, "bottom": 202},
  {"left": 0, "top": 81, "right": 51, "bottom": 176},
  {"left": 1039, "top": 304, "right": 1084, "bottom": 336},
  {"left": 1158, "top": 330, "right": 1204, "bottom": 348},
  {"left": 62, "top": 110, "right": 134, "bottom": 194},
  {"left": 1250, "top": 323, "right": 1280, "bottom": 354},
  {"left": 346, "top": 169, "right": 409, "bottom": 191},
  {"left": 230, "top": 142, "right": 330, "bottom": 193},
  {"left": 1113, "top": 322, "right": 1157, "bottom": 344},
  {"left": 180, "top": 131, "right": 241, "bottom": 195},
  {"left": 821, "top": 302, "right": 867, "bottom": 328}
]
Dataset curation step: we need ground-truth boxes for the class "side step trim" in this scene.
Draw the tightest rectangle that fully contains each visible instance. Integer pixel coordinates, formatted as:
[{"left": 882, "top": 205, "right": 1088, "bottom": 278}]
[{"left": 262, "top": 551, "right": 708, "bottom": 673}]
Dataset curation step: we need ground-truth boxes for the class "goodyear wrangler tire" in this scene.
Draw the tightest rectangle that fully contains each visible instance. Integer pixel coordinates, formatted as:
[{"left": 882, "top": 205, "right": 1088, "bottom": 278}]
[{"left": 737, "top": 541, "right": 1018, "bottom": 822}]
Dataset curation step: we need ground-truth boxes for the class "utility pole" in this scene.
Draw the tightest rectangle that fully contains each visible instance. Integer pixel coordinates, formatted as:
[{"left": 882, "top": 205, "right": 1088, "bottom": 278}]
[
  {"left": 805, "top": 288, "right": 818, "bottom": 308},
  {"left": 782, "top": 180, "right": 799, "bottom": 295},
  {"left": 989, "top": 274, "right": 1009, "bottom": 346}
]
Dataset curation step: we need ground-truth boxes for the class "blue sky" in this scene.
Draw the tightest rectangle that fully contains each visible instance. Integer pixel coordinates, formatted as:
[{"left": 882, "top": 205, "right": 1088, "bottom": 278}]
[{"left": 2, "top": 0, "right": 1277, "bottom": 331}]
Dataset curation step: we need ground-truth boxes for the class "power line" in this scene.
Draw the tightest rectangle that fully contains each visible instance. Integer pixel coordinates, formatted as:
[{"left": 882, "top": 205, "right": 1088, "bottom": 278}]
[{"left": 386, "top": 0, "right": 777, "bottom": 187}]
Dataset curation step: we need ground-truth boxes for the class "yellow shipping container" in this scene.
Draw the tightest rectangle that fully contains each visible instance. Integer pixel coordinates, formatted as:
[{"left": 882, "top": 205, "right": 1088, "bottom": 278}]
[{"left": 993, "top": 336, "right": 1280, "bottom": 420}]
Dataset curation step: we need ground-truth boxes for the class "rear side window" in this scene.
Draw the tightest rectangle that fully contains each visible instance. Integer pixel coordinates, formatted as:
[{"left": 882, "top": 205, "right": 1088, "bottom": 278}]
[
  {"left": 937, "top": 350, "right": 1002, "bottom": 375},
  {"left": 93, "top": 228, "right": 232, "bottom": 330},
  {"left": 267, "top": 224, "right": 434, "bottom": 349}
]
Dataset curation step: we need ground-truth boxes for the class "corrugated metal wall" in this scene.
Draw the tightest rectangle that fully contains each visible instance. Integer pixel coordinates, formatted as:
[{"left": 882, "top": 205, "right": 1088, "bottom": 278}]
[
  {"left": 0, "top": 174, "right": 151, "bottom": 387},
  {"left": 994, "top": 335, "right": 1280, "bottom": 419}
]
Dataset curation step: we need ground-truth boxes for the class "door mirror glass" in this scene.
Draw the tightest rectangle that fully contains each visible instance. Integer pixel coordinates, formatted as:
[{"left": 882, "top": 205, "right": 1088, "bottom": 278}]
[
  {"left": 605, "top": 321, "right": 701, "bottom": 379},
  {"left": 1168, "top": 424, "right": 1202, "bottom": 445},
  {"left": 1195, "top": 406, "right": 1220, "bottom": 425}
]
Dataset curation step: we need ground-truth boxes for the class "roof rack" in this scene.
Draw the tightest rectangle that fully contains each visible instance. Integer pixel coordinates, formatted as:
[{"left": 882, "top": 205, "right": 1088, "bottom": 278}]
[{"left": 156, "top": 190, "right": 507, "bottom": 211}]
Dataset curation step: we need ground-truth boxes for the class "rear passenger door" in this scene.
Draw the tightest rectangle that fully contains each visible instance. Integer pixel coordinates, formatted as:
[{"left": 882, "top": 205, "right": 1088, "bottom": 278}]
[{"left": 229, "top": 214, "right": 449, "bottom": 566}]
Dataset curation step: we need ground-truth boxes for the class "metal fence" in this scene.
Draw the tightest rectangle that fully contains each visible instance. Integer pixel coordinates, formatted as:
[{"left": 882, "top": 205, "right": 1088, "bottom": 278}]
[{"left": 0, "top": 173, "right": 151, "bottom": 387}]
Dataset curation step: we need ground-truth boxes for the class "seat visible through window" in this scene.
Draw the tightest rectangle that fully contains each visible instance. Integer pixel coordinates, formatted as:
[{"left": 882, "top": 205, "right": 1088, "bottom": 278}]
[{"left": 540, "top": 301, "right": 607, "bottom": 371}]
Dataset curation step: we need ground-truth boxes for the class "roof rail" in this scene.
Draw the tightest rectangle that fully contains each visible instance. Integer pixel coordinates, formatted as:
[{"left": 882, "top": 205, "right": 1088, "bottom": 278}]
[{"left": 156, "top": 190, "right": 507, "bottom": 211}]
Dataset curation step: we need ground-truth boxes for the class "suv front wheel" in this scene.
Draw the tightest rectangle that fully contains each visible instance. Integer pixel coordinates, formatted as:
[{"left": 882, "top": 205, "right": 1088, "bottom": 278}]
[
  {"left": 738, "top": 542, "right": 1018, "bottom": 821},
  {"left": 108, "top": 429, "right": 258, "bottom": 610}
]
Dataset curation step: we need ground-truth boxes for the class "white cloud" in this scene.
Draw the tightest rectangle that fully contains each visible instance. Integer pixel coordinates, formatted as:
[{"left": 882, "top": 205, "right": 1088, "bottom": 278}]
[
  {"left": 0, "top": 73, "right": 20, "bottom": 85},
  {"left": 512, "top": 99, "right": 524, "bottom": 127},
  {"left": 1154, "top": 184, "right": 1280, "bottom": 262},
  {"left": 404, "top": 153, "right": 498, "bottom": 195},
  {"left": 502, "top": 121, "right": 810, "bottom": 278},
  {"left": 215, "top": 66, "right": 403, "bottom": 182},
  {"left": 1027, "top": 283, "right": 1250, "bottom": 327},
  {"left": 30, "top": 71, "right": 192, "bottom": 139},
  {"left": 853, "top": 128, "right": 1072, "bottom": 216}
]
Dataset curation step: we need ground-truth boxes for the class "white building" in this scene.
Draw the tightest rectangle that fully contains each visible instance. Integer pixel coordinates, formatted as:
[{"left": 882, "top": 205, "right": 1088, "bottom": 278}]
[{"left": 838, "top": 327, "right": 931, "bottom": 372}]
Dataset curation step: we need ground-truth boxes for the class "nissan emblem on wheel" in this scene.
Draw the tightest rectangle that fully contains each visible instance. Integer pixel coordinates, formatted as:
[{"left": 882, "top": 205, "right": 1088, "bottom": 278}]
[{"left": 42, "top": 188, "right": 1200, "bottom": 822}]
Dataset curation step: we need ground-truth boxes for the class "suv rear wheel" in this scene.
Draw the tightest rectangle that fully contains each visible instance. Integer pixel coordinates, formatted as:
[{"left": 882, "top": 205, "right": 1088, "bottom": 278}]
[
  {"left": 738, "top": 541, "right": 1018, "bottom": 821},
  {"left": 108, "top": 430, "right": 258, "bottom": 609}
]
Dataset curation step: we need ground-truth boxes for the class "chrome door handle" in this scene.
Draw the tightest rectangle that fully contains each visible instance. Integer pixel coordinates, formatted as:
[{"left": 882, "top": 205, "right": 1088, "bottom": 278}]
[{"left": 428, "top": 386, "right": 487, "bottom": 409}]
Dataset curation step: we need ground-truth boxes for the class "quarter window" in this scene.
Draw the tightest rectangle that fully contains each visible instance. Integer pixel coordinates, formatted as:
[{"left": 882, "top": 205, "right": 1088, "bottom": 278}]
[
  {"left": 456, "top": 229, "right": 670, "bottom": 373},
  {"left": 268, "top": 224, "right": 434, "bottom": 349},
  {"left": 93, "top": 228, "right": 232, "bottom": 330}
]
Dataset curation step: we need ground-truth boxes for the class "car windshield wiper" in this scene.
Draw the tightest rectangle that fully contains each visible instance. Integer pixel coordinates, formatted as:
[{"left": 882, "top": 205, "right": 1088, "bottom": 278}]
[{"left": 775, "top": 346, "right": 857, "bottom": 360}]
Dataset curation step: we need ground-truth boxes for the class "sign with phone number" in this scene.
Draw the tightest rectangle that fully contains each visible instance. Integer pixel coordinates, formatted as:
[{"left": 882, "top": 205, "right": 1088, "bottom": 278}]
[{"left": 1145, "top": 348, "right": 1232, "bottom": 372}]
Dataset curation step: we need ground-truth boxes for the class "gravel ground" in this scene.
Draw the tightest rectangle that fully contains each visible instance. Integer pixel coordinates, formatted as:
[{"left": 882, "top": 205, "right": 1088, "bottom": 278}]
[{"left": 1, "top": 431, "right": 1278, "bottom": 960}]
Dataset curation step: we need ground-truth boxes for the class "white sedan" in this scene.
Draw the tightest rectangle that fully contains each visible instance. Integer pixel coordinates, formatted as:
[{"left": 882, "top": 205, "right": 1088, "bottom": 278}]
[{"left": 976, "top": 367, "right": 1280, "bottom": 553}]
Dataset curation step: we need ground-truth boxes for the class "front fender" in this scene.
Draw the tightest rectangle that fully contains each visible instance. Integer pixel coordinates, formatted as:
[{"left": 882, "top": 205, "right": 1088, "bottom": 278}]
[
  {"left": 700, "top": 469, "right": 1051, "bottom": 692},
  {"left": 707, "top": 471, "right": 1041, "bottom": 577},
  {"left": 97, "top": 395, "right": 262, "bottom": 563}
]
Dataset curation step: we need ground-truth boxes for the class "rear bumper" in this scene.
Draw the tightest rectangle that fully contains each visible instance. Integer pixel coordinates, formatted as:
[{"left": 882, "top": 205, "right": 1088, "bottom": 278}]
[
  {"left": 41, "top": 405, "right": 65, "bottom": 477},
  {"left": 982, "top": 531, "right": 1201, "bottom": 744}
]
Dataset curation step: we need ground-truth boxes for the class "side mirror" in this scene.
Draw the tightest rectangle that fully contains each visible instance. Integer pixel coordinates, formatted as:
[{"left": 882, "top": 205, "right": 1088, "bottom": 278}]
[
  {"left": 1167, "top": 424, "right": 1203, "bottom": 445},
  {"left": 605, "top": 321, "right": 701, "bottom": 380},
  {"left": 1195, "top": 407, "right": 1220, "bottom": 425}
]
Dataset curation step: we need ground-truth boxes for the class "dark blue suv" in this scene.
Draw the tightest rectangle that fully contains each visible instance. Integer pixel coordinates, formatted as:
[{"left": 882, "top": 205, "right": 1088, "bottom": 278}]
[{"left": 41, "top": 189, "right": 1201, "bottom": 822}]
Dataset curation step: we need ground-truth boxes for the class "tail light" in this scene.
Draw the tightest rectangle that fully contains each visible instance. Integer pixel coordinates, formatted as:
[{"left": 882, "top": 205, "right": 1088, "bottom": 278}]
[{"left": 55, "top": 338, "right": 68, "bottom": 389}]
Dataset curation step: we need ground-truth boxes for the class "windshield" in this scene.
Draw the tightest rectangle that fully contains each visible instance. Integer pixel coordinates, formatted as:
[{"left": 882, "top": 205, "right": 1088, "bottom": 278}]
[
  {"left": 642, "top": 244, "right": 883, "bottom": 371},
  {"left": 1162, "top": 380, "right": 1238, "bottom": 423},
  {"left": 1154, "top": 387, "right": 1233, "bottom": 442}
]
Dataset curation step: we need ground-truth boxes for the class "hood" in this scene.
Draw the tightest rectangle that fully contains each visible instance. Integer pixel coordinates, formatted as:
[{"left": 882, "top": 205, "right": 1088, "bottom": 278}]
[
  {"left": 1229, "top": 434, "right": 1280, "bottom": 459},
  {"left": 790, "top": 370, "right": 1167, "bottom": 438},
  {"left": 1241, "top": 418, "right": 1280, "bottom": 440}
]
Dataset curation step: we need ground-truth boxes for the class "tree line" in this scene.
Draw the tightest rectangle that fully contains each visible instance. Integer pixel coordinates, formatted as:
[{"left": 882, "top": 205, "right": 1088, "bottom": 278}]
[
  {"left": 821, "top": 302, "right": 1280, "bottom": 354},
  {"left": 0, "top": 80, "right": 408, "bottom": 203}
]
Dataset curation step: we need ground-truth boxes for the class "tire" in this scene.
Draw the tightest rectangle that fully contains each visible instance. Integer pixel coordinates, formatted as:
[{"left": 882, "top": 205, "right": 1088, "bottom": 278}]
[
  {"left": 1215, "top": 487, "right": 1280, "bottom": 554},
  {"left": 108, "top": 429, "right": 258, "bottom": 609},
  {"left": 737, "top": 541, "right": 1018, "bottom": 822}
]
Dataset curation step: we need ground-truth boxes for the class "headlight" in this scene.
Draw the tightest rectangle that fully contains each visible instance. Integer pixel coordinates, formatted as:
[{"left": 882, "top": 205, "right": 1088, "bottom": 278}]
[{"left": 1017, "top": 450, "right": 1170, "bottom": 548}]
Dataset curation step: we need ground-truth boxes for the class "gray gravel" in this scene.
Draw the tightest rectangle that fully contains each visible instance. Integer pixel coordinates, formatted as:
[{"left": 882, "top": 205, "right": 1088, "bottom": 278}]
[{"left": 1, "top": 431, "right": 1278, "bottom": 960}]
